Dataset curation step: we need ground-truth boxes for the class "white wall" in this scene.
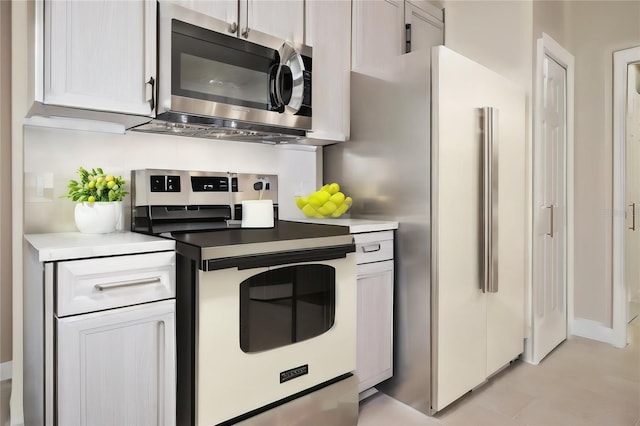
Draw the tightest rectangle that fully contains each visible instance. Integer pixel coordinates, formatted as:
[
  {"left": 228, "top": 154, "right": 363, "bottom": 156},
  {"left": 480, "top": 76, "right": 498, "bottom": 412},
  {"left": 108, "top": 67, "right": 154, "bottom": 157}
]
[
  {"left": 569, "top": 0, "right": 640, "bottom": 326},
  {"left": 0, "top": 0, "right": 12, "bottom": 368},
  {"left": 23, "top": 126, "right": 321, "bottom": 233}
]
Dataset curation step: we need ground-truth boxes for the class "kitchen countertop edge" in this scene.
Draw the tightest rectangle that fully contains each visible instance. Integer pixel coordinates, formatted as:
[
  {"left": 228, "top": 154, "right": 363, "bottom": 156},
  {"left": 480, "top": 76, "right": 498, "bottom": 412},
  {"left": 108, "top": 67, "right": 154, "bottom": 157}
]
[{"left": 24, "top": 231, "right": 175, "bottom": 262}]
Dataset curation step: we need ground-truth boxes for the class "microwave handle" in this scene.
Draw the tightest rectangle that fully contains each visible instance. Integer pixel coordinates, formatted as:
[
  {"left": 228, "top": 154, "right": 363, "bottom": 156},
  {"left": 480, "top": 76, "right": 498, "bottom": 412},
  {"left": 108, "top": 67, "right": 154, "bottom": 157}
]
[{"left": 241, "top": 2, "right": 250, "bottom": 38}]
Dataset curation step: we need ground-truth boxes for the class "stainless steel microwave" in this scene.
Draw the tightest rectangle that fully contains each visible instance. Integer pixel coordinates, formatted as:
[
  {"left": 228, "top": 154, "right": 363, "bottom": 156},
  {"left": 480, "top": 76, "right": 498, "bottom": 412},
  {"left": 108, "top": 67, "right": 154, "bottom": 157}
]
[{"left": 137, "top": 2, "right": 312, "bottom": 141}]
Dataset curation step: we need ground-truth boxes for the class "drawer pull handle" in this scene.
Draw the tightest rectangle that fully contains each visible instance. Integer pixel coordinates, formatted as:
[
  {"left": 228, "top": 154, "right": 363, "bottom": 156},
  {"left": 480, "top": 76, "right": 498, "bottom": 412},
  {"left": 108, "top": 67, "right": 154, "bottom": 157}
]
[
  {"left": 95, "top": 277, "right": 162, "bottom": 291},
  {"left": 361, "top": 243, "right": 381, "bottom": 253}
]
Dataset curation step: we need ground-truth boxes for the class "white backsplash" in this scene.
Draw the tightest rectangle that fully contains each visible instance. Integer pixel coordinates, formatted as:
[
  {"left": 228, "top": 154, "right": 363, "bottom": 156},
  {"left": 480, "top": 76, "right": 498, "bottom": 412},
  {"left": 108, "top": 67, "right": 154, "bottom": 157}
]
[{"left": 24, "top": 125, "right": 320, "bottom": 233}]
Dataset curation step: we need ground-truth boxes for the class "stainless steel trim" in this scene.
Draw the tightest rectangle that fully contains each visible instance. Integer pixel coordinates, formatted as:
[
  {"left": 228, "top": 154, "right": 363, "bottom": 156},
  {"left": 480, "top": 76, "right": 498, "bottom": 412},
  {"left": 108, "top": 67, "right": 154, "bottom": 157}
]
[
  {"left": 279, "top": 42, "right": 306, "bottom": 114},
  {"left": 170, "top": 95, "right": 312, "bottom": 131},
  {"left": 94, "top": 277, "right": 161, "bottom": 291},
  {"left": 361, "top": 243, "right": 381, "bottom": 253},
  {"left": 483, "top": 107, "right": 499, "bottom": 294},
  {"left": 547, "top": 205, "right": 555, "bottom": 236},
  {"left": 200, "top": 234, "right": 354, "bottom": 261},
  {"left": 630, "top": 202, "right": 636, "bottom": 231},
  {"left": 234, "top": 375, "right": 358, "bottom": 426}
]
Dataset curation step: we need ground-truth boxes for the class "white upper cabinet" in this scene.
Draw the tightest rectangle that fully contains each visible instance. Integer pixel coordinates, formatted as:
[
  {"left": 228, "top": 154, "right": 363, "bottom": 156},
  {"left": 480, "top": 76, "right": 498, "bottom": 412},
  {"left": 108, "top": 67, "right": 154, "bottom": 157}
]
[
  {"left": 167, "top": 0, "right": 304, "bottom": 45},
  {"left": 306, "top": 0, "right": 351, "bottom": 142},
  {"left": 165, "top": 0, "right": 238, "bottom": 30},
  {"left": 244, "top": 0, "right": 304, "bottom": 45},
  {"left": 44, "top": 0, "right": 156, "bottom": 116},
  {"left": 405, "top": 0, "right": 444, "bottom": 53},
  {"left": 352, "top": 0, "right": 404, "bottom": 73},
  {"left": 352, "top": 0, "right": 443, "bottom": 74}
]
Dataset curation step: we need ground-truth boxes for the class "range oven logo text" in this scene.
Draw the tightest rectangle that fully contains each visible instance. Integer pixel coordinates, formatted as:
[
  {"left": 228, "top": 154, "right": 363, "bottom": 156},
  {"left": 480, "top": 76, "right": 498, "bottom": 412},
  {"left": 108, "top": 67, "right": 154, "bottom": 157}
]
[{"left": 280, "top": 364, "right": 309, "bottom": 383}]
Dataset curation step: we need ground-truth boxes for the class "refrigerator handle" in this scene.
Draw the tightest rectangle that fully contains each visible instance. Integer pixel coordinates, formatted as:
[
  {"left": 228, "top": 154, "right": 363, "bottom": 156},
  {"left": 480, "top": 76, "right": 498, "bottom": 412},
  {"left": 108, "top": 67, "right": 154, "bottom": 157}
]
[
  {"left": 482, "top": 107, "right": 499, "bottom": 294},
  {"left": 405, "top": 24, "right": 412, "bottom": 53}
]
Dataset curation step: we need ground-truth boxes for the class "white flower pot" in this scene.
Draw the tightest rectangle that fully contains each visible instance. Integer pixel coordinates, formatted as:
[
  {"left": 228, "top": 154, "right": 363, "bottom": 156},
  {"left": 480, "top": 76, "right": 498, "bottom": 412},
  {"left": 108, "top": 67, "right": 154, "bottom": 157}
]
[{"left": 74, "top": 201, "right": 123, "bottom": 234}]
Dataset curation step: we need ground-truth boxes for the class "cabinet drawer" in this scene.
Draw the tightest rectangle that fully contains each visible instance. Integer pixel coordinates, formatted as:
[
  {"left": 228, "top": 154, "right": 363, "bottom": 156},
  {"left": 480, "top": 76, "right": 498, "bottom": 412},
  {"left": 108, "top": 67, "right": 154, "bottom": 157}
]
[
  {"left": 353, "top": 231, "right": 394, "bottom": 264},
  {"left": 57, "top": 251, "right": 176, "bottom": 317}
]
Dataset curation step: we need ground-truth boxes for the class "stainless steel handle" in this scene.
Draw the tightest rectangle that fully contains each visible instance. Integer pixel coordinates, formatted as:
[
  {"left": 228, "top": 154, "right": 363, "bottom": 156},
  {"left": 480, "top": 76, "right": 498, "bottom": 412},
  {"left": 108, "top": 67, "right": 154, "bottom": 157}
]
[
  {"left": 241, "top": 27, "right": 250, "bottom": 38},
  {"left": 630, "top": 203, "right": 636, "bottom": 231},
  {"left": 547, "top": 205, "right": 555, "bottom": 237},
  {"left": 228, "top": 22, "right": 237, "bottom": 33},
  {"left": 361, "top": 243, "right": 381, "bottom": 253},
  {"left": 95, "top": 277, "right": 161, "bottom": 291},
  {"left": 146, "top": 76, "right": 155, "bottom": 111},
  {"left": 482, "top": 107, "right": 499, "bottom": 293}
]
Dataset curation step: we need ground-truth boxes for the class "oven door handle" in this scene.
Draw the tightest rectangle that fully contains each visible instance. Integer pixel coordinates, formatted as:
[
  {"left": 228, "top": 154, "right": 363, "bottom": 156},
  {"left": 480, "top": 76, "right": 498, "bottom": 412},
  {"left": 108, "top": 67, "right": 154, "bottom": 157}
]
[{"left": 202, "top": 244, "right": 356, "bottom": 271}]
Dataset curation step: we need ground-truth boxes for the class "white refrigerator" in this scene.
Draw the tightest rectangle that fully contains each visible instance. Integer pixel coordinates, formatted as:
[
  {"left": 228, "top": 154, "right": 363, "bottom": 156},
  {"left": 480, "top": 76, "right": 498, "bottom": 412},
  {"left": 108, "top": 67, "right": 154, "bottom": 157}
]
[{"left": 324, "top": 45, "right": 526, "bottom": 414}]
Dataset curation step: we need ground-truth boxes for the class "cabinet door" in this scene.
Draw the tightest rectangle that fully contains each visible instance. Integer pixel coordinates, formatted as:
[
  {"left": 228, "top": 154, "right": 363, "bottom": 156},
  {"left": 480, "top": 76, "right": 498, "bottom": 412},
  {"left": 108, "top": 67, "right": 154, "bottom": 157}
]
[
  {"left": 45, "top": 0, "right": 156, "bottom": 116},
  {"left": 165, "top": 0, "right": 238, "bottom": 32},
  {"left": 352, "top": 0, "right": 404, "bottom": 74},
  {"left": 57, "top": 300, "right": 176, "bottom": 426},
  {"left": 356, "top": 260, "right": 394, "bottom": 393},
  {"left": 404, "top": 1, "right": 443, "bottom": 53},
  {"left": 306, "top": 0, "right": 351, "bottom": 142},
  {"left": 242, "top": 0, "right": 304, "bottom": 44}
]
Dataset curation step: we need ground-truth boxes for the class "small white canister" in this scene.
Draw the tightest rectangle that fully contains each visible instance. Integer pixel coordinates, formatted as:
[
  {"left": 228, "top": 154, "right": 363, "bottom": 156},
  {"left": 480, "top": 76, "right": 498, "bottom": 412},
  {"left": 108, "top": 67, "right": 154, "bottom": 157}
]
[{"left": 241, "top": 200, "right": 274, "bottom": 228}]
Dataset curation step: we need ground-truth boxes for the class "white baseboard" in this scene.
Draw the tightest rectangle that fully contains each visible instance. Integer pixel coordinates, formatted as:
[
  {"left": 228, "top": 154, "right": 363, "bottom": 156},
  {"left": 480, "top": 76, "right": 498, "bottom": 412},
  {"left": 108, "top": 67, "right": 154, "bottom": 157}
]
[
  {"left": 572, "top": 318, "right": 616, "bottom": 345},
  {"left": 0, "top": 361, "right": 11, "bottom": 381}
]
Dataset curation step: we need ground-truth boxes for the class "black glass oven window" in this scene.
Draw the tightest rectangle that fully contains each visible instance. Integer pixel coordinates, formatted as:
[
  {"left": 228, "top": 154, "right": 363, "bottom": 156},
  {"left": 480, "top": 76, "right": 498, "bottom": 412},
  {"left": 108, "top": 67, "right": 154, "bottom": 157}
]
[
  {"left": 240, "top": 264, "right": 336, "bottom": 353},
  {"left": 171, "top": 20, "right": 278, "bottom": 111}
]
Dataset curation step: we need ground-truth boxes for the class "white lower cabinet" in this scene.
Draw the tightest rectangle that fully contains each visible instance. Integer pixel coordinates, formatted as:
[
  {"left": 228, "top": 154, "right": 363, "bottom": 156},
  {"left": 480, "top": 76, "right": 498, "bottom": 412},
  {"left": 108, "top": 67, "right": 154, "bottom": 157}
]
[
  {"left": 354, "top": 231, "right": 395, "bottom": 393},
  {"left": 57, "top": 301, "right": 176, "bottom": 426},
  {"left": 357, "top": 260, "right": 394, "bottom": 392},
  {"left": 23, "top": 235, "right": 177, "bottom": 426}
]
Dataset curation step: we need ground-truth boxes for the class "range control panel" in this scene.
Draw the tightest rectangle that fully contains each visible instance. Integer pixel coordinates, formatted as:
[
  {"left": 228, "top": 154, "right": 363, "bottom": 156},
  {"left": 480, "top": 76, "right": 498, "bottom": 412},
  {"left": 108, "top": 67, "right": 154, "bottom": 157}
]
[
  {"left": 132, "top": 169, "right": 277, "bottom": 207},
  {"left": 150, "top": 175, "right": 181, "bottom": 192}
]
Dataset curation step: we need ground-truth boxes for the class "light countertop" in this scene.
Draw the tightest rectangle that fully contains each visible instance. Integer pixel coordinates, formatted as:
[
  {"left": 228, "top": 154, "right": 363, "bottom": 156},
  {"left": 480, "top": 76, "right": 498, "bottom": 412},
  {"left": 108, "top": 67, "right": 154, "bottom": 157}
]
[
  {"left": 283, "top": 218, "right": 398, "bottom": 234},
  {"left": 24, "top": 231, "right": 175, "bottom": 262}
]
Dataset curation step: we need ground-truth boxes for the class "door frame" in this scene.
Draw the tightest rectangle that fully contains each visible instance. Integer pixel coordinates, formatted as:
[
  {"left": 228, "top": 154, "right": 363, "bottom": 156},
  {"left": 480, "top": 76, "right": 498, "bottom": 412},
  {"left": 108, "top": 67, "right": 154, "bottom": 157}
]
[
  {"left": 612, "top": 46, "right": 640, "bottom": 348},
  {"left": 525, "top": 33, "right": 574, "bottom": 363}
]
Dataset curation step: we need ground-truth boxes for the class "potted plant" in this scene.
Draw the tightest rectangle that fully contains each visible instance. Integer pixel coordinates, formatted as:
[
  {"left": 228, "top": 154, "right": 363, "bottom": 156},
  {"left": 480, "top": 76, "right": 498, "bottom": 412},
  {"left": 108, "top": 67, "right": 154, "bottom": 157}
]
[{"left": 64, "top": 167, "right": 128, "bottom": 234}]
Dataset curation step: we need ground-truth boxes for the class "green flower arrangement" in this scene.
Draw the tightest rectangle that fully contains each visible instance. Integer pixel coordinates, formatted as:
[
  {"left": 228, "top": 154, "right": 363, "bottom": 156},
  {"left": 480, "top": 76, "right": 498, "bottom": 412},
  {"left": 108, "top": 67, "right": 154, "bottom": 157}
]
[{"left": 64, "top": 167, "right": 128, "bottom": 203}]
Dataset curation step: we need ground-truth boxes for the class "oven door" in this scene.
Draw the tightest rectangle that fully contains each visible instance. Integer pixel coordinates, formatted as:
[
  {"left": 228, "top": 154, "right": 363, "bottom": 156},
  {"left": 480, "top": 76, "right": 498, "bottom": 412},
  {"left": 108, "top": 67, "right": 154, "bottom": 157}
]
[
  {"left": 158, "top": 2, "right": 312, "bottom": 131},
  {"left": 196, "top": 254, "right": 356, "bottom": 425}
]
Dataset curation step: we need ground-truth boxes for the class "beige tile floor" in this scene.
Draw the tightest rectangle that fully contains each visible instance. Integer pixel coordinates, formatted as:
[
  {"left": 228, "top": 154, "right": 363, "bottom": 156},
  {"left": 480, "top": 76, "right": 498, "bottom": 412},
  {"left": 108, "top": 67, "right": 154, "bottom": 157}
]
[{"left": 359, "top": 319, "right": 640, "bottom": 426}]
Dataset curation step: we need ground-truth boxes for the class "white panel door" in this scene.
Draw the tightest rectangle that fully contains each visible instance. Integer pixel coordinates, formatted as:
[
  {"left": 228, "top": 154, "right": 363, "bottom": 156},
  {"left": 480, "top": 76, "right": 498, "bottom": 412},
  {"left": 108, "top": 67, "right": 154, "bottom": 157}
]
[
  {"left": 351, "top": 0, "right": 404, "bottom": 74},
  {"left": 306, "top": 0, "right": 352, "bottom": 142},
  {"left": 57, "top": 301, "right": 176, "bottom": 426},
  {"left": 404, "top": 1, "right": 443, "bottom": 54},
  {"left": 164, "top": 0, "right": 237, "bottom": 30},
  {"left": 433, "top": 45, "right": 525, "bottom": 411},
  {"left": 244, "top": 0, "right": 304, "bottom": 44},
  {"left": 45, "top": 0, "right": 156, "bottom": 116},
  {"left": 432, "top": 46, "right": 487, "bottom": 412},
  {"left": 485, "top": 63, "right": 527, "bottom": 377},
  {"left": 626, "top": 63, "right": 640, "bottom": 322},
  {"left": 532, "top": 55, "right": 567, "bottom": 364},
  {"left": 356, "top": 260, "right": 394, "bottom": 392}
]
